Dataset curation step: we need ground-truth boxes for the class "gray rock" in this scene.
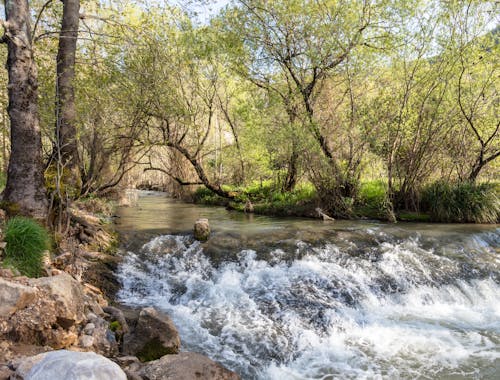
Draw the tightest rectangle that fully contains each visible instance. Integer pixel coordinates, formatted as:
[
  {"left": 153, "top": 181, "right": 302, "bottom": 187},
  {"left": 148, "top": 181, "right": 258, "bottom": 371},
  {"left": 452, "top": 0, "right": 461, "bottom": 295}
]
[
  {"left": 80, "top": 315, "right": 119, "bottom": 356},
  {"left": 79, "top": 334, "right": 94, "bottom": 348},
  {"left": 141, "top": 352, "right": 239, "bottom": 380},
  {"left": 0, "top": 278, "right": 36, "bottom": 317},
  {"left": 18, "top": 350, "right": 126, "bottom": 380},
  {"left": 123, "top": 307, "right": 180, "bottom": 361},
  {"left": 11, "top": 352, "right": 49, "bottom": 380},
  {"left": 83, "top": 322, "right": 95, "bottom": 335},
  {"left": 194, "top": 218, "right": 210, "bottom": 241}
]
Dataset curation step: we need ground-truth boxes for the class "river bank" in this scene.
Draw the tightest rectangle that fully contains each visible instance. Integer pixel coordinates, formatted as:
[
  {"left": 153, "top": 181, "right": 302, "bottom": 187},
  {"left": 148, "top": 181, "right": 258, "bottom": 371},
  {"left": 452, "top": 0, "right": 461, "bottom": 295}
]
[{"left": 192, "top": 181, "right": 500, "bottom": 224}]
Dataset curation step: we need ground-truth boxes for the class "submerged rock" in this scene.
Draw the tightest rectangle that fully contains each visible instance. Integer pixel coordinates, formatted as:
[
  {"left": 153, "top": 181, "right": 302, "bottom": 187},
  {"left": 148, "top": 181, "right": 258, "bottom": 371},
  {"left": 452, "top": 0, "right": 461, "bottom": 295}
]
[
  {"left": 14, "top": 350, "right": 126, "bottom": 380},
  {"left": 123, "top": 307, "right": 180, "bottom": 361},
  {"left": 194, "top": 218, "right": 210, "bottom": 241},
  {"left": 141, "top": 352, "right": 239, "bottom": 380}
]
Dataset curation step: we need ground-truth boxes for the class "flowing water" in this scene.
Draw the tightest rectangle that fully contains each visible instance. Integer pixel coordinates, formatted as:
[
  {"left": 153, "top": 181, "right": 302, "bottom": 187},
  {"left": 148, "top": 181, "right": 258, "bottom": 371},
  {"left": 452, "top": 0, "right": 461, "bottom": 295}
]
[{"left": 115, "top": 191, "right": 500, "bottom": 379}]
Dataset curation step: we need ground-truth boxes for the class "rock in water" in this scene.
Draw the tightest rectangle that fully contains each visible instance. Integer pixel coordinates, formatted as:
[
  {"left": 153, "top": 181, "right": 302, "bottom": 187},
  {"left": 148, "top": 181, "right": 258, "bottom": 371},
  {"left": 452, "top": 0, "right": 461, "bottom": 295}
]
[
  {"left": 123, "top": 307, "right": 180, "bottom": 361},
  {"left": 17, "top": 350, "right": 126, "bottom": 380},
  {"left": 193, "top": 218, "right": 210, "bottom": 241},
  {"left": 141, "top": 352, "right": 240, "bottom": 380}
]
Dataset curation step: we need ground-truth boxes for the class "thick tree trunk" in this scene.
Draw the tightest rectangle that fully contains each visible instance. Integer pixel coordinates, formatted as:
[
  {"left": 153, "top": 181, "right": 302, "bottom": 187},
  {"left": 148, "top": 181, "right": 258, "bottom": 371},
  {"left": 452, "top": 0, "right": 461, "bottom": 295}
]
[
  {"left": 54, "top": 0, "right": 80, "bottom": 170},
  {"left": 2, "top": 0, "right": 48, "bottom": 219}
]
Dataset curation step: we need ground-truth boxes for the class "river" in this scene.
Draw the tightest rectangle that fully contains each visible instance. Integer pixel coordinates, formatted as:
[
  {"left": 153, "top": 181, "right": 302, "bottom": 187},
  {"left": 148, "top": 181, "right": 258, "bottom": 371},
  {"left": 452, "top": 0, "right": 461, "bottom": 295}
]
[{"left": 114, "top": 190, "right": 500, "bottom": 379}]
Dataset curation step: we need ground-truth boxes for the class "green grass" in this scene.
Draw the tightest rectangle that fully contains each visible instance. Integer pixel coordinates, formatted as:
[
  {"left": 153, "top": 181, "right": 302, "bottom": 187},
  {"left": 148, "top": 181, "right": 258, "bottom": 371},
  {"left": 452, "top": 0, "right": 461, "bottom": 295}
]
[
  {"left": 421, "top": 181, "right": 499, "bottom": 223},
  {"left": 3, "top": 217, "right": 51, "bottom": 277}
]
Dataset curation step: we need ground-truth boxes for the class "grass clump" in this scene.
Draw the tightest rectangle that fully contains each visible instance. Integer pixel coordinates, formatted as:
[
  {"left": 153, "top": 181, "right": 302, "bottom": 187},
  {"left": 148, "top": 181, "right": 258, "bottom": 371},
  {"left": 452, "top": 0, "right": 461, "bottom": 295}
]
[
  {"left": 3, "top": 217, "right": 51, "bottom": 277},
  {"left": 421, "top": 181, "right": 499, "bottom": 223}
]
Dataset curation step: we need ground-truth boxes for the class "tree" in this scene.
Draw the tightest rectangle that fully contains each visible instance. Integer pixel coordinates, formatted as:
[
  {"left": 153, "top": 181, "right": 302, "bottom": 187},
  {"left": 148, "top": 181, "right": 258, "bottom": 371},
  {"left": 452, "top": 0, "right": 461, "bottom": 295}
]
[
  {"left": 53, "top": 0, "right": 80, "bottom": 172},
  {"left": 451, "top": 2, "right": 499, "bottom": 182},
  {"left": 221, "top": 0, "right": 385, "bottom": 214},
  {"left": 1, "top": 0, "right": 48, "bottom": 219}
]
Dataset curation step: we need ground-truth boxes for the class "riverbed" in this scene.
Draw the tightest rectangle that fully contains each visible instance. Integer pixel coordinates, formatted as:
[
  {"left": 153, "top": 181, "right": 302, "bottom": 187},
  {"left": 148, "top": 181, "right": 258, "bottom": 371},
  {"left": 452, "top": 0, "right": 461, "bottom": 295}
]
[{"left": 114, "top": 190, "right": 500, "bottom": 379}]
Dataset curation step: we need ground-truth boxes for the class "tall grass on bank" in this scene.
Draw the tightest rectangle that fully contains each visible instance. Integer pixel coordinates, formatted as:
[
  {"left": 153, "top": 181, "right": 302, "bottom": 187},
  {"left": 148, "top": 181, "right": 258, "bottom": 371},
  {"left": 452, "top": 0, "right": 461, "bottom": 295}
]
[
  {"left": 3, "top": 217, "right": 51, "bottom": 277},
  {"left": 421, "top": 181, "right": 499, "bottom": 223}
]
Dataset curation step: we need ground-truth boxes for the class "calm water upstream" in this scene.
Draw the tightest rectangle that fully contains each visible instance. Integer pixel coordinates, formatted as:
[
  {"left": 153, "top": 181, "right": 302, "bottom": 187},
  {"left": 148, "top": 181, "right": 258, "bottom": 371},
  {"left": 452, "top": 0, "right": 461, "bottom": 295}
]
[{"left": 115, "top": 191, "right": 500, "bottom": 380}]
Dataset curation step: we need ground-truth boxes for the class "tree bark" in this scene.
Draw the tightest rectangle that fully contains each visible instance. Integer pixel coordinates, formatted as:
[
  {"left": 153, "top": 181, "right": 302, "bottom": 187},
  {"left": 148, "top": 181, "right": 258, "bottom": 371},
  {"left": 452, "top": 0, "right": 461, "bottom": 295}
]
[
  {"left": 2, "top": 0, "right": 48, "bottom": 219},
  {"left": 54, "top": 0, "right": 80, "bottom": 170}
]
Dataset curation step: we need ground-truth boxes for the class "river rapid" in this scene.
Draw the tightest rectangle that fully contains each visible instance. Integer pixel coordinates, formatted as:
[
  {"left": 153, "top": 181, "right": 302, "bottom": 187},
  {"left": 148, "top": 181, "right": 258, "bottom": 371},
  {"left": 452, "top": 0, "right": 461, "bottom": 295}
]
[{"left": 114, "top": 191, "right": 500, "bottom": 380}]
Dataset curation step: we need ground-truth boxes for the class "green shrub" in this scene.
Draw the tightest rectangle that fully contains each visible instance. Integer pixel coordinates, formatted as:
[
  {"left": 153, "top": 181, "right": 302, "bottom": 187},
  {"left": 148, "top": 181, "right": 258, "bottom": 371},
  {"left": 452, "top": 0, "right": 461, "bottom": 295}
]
[
  {"left": 3, "top": 217, "right": 51, "bottom": 277},
  {"left": 421, "top": 181, "right": 499, "bottom": 223},
  {"left": 357, "top": 180, "right": 388, "bottom": 210},
  {"left": 193, "top": 187, "right": 227, "bottom": 205}
]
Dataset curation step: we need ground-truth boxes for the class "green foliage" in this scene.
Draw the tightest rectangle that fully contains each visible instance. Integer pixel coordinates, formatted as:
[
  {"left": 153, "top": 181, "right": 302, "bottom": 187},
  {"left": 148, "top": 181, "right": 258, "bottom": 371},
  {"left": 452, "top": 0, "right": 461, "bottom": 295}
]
[
  {"left": 194, "top": 182, "right": 317, "bottom": 216},
  {"left": 421, "top": 181, "right": 499, "bottom": 223},
  {"left": 358, "top": 180, "right": 387, "bottom": 210},
  {"left": 109, "top": 320, "right": 121, "bottom": 332},
  {"left": 3, "top": 217, "right": 51, "bottom": 277}
]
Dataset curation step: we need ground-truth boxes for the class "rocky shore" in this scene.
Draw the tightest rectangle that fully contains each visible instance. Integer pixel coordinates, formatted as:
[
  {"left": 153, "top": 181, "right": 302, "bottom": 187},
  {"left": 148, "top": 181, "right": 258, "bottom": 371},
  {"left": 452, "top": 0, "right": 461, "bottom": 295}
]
[{"left": 0, "top": 206, "right": 239, "bottom": 380}]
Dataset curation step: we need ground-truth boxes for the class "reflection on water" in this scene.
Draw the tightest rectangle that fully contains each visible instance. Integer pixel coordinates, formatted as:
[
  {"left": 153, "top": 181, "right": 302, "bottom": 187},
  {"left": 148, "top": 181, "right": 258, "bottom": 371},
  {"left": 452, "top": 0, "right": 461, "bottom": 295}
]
[{"left": 115, "top": 190, "right": 500, "bottom": 380}]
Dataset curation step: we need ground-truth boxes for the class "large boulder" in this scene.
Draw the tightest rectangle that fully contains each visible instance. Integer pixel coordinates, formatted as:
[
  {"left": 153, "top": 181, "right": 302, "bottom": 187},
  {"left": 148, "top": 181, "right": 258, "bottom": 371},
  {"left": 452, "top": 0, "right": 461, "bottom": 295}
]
[
  {"left": 29, "top": 273, "right": 86, "bottom": 328},
  {"left": 12, "top": 350, "right": 126, "bottom": 380},
  {"left": 140, "top": 352, "right": 240, "bottom": 380},
  {"left": 0, "top": 279, "right": 36, "bottom": 317},
  {"left": 123, "top": 307, "right": 180, "bottom": 361},
  {"left": 193, "top": 219, "right": 210, "bottom": 242},
  {"left": 0, "top": 273, "right": 102, "bottom": 349}
]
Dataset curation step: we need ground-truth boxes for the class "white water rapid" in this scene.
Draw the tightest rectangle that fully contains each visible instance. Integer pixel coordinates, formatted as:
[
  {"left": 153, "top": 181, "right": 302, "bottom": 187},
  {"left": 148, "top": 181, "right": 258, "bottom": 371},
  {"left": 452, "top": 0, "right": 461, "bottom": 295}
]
[{"left": 116, "top": 225, "right": 500, "bottom": 379}]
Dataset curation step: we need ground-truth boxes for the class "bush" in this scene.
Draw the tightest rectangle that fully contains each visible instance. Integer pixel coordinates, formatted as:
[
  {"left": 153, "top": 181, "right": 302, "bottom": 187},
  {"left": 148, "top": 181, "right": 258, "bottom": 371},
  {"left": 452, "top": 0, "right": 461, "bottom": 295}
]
[
  {"left": 357, "top": 180, "right": 387, "bottom": 211},
  {"left": 421, "top": 181, "right": 499, "bottom": 223},
  {"left": 3, "top": 217, "right": 51, "bottom": 277}
]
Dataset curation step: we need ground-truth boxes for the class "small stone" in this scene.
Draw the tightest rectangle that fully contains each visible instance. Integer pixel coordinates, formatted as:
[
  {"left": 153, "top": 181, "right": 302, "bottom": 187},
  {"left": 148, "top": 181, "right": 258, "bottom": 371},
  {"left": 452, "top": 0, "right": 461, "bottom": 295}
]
[
  {"left": 0, "top": 268, "right": 14, "bottom": 278},
  {"left": 193, "top": 218, "right": 210, "bottom": 241},
  {"left": 79, "top": 334, "right": 94, "bottom": 348},
  {"left": 83, "top": 322, "right": 95, "bottom": 335}
]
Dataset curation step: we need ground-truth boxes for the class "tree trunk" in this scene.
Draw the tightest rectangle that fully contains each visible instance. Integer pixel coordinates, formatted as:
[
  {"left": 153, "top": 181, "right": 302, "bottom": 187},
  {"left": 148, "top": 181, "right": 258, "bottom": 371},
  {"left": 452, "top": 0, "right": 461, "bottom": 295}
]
[
  {"left": 54, "top": 0, "right": 80, "bottom": 170},
  {"left": 2, "top": 0, "right": 48, "bottom": 219},
  {"left": 283, "top": 149, "right": 298, "bottom": 192}
]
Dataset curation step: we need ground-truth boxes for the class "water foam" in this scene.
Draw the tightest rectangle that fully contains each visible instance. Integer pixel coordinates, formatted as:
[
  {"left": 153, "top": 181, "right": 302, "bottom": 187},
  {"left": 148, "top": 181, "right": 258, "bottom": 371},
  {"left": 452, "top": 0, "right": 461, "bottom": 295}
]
[{"left": 117, "top": 230, "right": 500, "bottom": 379}]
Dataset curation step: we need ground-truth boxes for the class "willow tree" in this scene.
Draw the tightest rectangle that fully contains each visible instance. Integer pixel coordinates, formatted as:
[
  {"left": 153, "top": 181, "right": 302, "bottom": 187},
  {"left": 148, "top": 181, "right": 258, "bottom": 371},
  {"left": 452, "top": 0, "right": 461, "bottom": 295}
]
[{"left": 1, "top": 0, "right": 48, "bottom": 219}]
